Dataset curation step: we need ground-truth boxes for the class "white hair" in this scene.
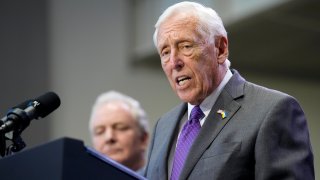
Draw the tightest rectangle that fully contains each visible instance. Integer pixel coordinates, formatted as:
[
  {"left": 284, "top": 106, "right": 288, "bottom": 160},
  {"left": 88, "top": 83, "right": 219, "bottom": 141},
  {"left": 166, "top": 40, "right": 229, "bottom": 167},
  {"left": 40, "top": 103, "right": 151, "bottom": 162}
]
[
  {"left": 153, "top": 1, "right": 227, "bottom": 47},
  {"left": 89, "top": 91, "right": 149, "bottom": 134}
]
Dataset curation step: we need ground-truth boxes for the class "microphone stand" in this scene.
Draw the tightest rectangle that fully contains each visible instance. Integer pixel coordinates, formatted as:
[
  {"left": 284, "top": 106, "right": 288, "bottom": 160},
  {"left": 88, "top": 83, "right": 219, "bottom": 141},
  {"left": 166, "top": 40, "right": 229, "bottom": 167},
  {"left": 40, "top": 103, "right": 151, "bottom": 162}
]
[
  {"left": 7, "top": 131, "right": 26, "bottom": 155},
  {"left": 0, "top": 121, "right": 26, "bottom": 157},
  {"left": 0, "top": 109, "right": 29, "bottom": 157}
]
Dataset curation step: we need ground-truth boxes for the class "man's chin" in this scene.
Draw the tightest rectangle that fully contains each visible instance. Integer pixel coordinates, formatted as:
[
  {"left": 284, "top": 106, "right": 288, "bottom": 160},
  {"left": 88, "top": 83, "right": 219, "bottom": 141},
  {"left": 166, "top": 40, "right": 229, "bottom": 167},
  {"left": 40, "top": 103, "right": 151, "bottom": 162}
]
[
  {"left": 103, "top": 150, "right": 122, "bottom": 158},
  {"left": 108, "top": 155, "right": 123, "bottom": 162},
  {"left": 177, "top": 92, "right": 195, "bottom": 103}
]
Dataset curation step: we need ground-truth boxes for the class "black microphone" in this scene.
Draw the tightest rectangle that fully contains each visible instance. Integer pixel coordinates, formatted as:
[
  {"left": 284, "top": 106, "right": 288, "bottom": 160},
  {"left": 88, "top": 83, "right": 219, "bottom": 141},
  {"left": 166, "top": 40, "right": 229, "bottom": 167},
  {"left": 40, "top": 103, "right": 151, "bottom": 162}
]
[{"left": 0, "top": 92, "right": 60, "bottom": 134}]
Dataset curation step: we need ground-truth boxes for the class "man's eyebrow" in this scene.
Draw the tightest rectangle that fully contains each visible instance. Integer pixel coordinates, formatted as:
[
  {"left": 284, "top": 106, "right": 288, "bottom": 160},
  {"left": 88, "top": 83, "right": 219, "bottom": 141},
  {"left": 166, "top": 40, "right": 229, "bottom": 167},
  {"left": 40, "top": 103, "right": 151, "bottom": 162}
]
[
  {"left": 159, "top": 39, "right": 193, "bottom": 48},
  {"left": 158, "top": 43, "right": 168, "bottom": 52},
  {"left": 177, "top": 40, "right": 193, "bottom": 45}
]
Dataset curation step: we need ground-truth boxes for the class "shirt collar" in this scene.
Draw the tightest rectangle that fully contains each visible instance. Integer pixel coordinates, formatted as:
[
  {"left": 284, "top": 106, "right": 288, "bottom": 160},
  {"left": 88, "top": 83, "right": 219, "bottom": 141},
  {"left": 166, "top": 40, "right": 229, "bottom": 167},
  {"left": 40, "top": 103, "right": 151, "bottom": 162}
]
[{"left": 188, "top": 69, "right": 233, "bottom": 124}]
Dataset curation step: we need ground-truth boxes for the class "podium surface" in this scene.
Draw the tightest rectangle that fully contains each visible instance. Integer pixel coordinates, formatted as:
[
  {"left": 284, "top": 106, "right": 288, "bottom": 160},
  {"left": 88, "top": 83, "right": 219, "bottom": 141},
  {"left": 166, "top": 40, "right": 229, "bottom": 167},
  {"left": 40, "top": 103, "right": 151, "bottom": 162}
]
[{"left": 0, "top": 137, "right": 146, "bottom": 180}]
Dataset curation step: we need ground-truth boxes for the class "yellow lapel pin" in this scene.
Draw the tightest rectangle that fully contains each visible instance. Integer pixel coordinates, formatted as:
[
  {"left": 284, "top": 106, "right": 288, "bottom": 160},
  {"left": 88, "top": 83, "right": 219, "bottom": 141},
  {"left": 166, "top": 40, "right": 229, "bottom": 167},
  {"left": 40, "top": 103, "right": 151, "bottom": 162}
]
[{"left": 217, "top": 109, "right": 227, "bottom": 119}]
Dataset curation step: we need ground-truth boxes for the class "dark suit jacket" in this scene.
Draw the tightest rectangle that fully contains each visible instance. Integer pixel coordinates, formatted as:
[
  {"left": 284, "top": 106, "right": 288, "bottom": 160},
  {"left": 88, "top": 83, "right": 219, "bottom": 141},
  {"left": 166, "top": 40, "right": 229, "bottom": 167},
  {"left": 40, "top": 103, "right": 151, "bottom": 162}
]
[{"left": 144, "top": 70, "right": 314, "bottom": 180}]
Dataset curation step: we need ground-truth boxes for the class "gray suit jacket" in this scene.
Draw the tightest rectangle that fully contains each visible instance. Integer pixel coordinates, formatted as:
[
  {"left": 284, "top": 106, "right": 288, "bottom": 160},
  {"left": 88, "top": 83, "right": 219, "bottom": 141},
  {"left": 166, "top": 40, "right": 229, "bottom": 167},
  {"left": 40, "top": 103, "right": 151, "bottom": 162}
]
[{"left": 144, "top": 70, "right": 314, "bottom": 180}]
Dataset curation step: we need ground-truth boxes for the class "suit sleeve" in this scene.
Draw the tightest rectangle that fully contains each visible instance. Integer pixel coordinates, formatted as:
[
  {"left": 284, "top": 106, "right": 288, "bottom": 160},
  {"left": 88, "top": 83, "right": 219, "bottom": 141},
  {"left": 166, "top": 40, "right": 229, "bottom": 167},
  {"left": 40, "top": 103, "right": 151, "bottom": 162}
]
[{"left": 254, "top": 96, "right": 314, "bottom": 180}]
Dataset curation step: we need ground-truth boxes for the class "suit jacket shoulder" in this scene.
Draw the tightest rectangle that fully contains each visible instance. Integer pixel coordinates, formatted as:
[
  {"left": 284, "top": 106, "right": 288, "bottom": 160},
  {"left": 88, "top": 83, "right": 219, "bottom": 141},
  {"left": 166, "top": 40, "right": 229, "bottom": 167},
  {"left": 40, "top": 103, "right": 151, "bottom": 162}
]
[{"left": 145, "top": 69, "right": 314, "bottom": 180}]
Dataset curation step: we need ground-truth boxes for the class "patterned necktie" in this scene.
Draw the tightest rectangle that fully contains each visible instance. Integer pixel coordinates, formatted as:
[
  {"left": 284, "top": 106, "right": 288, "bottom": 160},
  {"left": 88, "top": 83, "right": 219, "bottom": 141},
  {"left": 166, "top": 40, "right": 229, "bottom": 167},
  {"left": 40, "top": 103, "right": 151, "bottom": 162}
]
[{"left": 170, "top": 105, "right": 204, "bottom": 180}]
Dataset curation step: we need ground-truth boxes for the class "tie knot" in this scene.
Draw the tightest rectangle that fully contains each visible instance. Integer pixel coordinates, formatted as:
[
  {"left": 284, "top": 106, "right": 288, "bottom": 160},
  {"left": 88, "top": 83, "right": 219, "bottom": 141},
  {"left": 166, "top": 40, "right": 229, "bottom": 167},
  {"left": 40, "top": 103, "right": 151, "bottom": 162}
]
[{"left": 190, "top": 105, "right": 204, "bottom": 121}]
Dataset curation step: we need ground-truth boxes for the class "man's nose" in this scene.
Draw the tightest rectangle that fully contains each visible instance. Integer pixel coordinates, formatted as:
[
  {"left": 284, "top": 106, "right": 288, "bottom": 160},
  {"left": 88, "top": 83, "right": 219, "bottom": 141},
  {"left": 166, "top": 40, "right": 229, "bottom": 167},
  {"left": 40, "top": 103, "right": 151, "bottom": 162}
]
[
  {"left": 170, "top": 49, "right": 184, "bottom": 70},
  {"left": 104, "top": 129, "right": 116, "bottom": 143}
]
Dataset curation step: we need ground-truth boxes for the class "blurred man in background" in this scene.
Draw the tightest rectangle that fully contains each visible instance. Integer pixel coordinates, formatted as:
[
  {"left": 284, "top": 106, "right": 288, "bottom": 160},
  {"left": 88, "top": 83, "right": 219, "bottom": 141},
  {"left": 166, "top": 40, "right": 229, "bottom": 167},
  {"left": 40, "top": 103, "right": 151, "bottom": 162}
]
[{"left": 89, "top": 91, "right": 149, "bottom": 171}]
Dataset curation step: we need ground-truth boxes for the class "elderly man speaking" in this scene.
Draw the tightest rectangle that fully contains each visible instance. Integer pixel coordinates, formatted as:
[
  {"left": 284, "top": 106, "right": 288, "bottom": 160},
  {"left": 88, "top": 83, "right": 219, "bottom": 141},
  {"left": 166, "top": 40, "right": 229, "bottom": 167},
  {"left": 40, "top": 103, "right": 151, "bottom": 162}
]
[{"left": 144, "top": 1, "right": 314, "bottom": 180}]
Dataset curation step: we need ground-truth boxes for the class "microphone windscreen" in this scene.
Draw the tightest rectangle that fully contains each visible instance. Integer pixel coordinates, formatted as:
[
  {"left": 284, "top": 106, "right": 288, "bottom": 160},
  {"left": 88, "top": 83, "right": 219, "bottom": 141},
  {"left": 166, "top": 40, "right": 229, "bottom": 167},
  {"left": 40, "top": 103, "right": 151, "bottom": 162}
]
[{"left": 35, "top": 92, "right": 61, "bottom": 118}]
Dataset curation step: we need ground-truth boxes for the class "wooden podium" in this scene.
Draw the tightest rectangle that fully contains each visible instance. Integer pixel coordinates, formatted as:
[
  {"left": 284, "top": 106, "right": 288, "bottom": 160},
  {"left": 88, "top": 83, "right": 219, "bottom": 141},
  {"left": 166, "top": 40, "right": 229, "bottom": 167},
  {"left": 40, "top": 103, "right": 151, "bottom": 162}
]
[{"left": 0, "top": 137, "right": 146, "bottom": 180}]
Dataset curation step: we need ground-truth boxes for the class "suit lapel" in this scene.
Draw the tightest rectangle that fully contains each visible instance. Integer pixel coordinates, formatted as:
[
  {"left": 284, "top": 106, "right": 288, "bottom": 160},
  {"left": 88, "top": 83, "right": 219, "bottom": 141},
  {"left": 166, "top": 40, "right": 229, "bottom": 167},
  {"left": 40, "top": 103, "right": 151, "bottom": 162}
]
[
  {"left": 179, "top": 70, "right": 245, "bottom": 179},
  {"left": 154, "top": 103, "right": 187, "bottom": 180}
]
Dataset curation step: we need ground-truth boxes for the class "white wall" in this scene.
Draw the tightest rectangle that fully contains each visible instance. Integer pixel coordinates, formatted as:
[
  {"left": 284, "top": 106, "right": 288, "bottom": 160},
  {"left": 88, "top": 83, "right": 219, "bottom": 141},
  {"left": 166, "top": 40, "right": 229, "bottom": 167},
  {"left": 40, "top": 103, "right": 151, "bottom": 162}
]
[{"left": 48, "top": 0, "right": 179, "bottom": 145}]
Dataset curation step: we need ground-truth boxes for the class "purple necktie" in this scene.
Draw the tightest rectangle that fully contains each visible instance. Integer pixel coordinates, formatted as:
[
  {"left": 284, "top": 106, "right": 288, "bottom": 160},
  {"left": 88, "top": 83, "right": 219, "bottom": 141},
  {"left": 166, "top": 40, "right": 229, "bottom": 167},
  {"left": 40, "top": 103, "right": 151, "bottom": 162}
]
[{"left": 170, "top": 105, "right": 204, "bottom": 180}]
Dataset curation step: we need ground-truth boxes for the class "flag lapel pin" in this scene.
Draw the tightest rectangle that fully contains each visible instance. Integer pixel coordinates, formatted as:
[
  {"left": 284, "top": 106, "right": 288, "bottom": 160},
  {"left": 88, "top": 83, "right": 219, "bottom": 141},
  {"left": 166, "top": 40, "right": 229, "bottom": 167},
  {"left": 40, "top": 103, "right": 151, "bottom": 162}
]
[{"left": 217, "top": 109, "right": 227, "bottom": 119}]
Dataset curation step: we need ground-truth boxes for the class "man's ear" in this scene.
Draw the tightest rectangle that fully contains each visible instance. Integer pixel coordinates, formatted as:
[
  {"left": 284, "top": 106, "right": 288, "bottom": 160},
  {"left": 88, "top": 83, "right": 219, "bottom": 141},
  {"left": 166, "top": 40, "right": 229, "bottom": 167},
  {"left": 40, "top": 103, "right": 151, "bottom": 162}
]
[
  {"left": 140, "top": 132, "right": 149, "bottom": 149},
  {"left": 215, "top": 36, "right": 229, "bottom": 64}
]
